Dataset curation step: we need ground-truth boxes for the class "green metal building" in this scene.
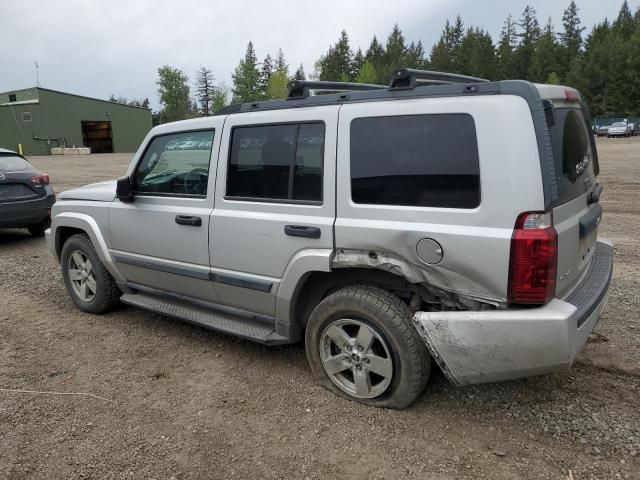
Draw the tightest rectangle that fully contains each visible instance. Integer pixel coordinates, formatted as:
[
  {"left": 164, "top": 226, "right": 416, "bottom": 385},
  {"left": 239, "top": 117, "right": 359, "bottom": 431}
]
[{"left": 0, "top": 87, "right": 152, "bottom": 155}]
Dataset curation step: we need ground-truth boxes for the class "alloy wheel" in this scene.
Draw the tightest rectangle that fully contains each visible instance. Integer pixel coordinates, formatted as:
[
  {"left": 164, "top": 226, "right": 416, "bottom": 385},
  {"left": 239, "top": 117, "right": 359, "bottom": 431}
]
[{"left": 319, "top": 319, "right": 393, "bottom": 399}]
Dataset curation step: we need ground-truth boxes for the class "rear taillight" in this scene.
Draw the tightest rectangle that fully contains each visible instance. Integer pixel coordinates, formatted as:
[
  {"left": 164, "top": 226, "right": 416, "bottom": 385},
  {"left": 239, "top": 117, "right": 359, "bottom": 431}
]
[
  {"left": 30, "top": 173, "right": 50, "bottom": 185},
  {"left": 508, "top": 211, "right": 558, "bottom": 304}
]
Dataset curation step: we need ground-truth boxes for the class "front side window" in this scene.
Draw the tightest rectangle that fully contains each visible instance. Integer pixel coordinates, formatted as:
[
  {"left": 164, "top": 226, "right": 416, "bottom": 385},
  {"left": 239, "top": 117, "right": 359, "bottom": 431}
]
[
  {"left": 226, "top": 122, "right": 324, "bottom": 202},
  {"left": 134, "top": 130, "right": 214, "bottom": 196},
  {"left": 350, "top": 114, "right": 480, "bottom": 208}
]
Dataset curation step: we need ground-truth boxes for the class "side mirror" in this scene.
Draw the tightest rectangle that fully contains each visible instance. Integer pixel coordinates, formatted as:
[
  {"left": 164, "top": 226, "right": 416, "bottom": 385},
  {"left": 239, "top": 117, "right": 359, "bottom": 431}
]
[{"left": 116, "top": 176, "right": 134, "bottom": 203}]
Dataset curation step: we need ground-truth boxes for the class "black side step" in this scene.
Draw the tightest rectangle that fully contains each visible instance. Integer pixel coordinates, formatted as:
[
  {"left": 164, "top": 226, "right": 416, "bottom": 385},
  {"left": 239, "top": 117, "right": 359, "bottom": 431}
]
[{"left": 120, "top": 292, "right": 291, "bottom": 345}]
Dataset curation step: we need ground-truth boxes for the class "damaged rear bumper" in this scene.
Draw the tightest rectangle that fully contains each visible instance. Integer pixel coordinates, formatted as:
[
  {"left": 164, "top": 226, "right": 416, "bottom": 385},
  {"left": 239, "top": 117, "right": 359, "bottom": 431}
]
[{"left": 412, "top": 240, "right": 614, "bottom": 385}]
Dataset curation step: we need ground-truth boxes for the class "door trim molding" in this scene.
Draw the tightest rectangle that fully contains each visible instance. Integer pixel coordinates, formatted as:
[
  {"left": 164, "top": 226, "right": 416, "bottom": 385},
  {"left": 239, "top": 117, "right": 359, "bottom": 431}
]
[
  {"left": 112, "top": 252, "right": 210, "bottom": 280},
  {"left": 210, "top": 272, "right": 273, "bottom": 293},
  {"left": 112, "top": 251, "right": 274, "bottom": 293}
]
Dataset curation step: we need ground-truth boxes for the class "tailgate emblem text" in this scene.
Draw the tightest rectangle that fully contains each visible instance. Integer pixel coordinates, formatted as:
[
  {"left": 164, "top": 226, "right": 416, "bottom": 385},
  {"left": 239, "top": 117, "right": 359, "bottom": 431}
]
[{"left": 575, "top": 155, "right": 589, "bottom": 176}]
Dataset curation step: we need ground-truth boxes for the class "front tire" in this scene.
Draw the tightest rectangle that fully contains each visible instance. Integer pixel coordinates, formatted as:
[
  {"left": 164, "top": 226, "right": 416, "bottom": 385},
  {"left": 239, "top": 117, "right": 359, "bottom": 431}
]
[
  {"left": 61, "top": 234, "right": 121, "bottom": 314},
  {"left": 305, "top": 286, "right": 430, "bottom": 409}
]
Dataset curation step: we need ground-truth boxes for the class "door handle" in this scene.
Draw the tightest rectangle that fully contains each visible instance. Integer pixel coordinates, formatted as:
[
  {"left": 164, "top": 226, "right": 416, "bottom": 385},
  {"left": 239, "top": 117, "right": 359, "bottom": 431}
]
[
  {"left": 175, "top": 215, "right": 202, "bottom": 227},
  {"left": 284, "top": 225, "right": 321, "bottom": 239}
]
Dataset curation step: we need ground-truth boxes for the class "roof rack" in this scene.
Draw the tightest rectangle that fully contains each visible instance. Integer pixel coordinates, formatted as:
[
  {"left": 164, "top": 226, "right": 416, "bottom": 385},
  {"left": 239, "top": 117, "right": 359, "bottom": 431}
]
[
  {"left": 389, "top": 68, "right": 490, "bottom": 89},
  {"left": 287, "top": 80, "right": 385, "bottom": 99}
]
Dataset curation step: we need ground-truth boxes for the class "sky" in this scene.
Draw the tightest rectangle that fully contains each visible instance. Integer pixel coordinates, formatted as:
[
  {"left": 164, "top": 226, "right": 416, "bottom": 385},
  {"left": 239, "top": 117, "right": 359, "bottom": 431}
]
[{"left": 1, "top": 0, "right": 637, "bottom": 110}]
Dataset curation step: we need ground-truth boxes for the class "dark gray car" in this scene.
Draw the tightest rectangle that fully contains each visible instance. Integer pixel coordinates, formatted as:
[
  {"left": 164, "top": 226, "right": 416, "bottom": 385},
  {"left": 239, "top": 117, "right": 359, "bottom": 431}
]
[{"left": 0, "top": 148, "right": 55, "bottom": 236}]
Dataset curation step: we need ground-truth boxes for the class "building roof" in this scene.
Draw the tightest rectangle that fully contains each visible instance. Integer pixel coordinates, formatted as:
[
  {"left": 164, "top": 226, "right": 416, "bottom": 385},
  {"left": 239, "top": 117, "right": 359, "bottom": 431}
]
[{"left": 0, "top": 87, "right": 151, "bottom": 111}]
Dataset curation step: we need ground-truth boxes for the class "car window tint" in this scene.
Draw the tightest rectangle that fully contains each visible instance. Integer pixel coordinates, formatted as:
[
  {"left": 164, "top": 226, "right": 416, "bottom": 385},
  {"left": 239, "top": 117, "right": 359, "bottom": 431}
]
[
  {"left": 548, "top": 107, "right": 597, "bottom": 204},
  {"left": 350, "top": 114, "right": 480, "bottom": 208},
  {"left": 562, "top": 110, "right": 592, "bottom": 183},
  {"left": 0, "top": 155, "right": 31, "bottom": 171},
  {"left": 292, "top": 123, "right": 324, "bottom": 201},
  {"left": 134, "top": 130, "right": 214, "bottom": 196},
  {"left": 227, "top": 122, "right": 324, "bottom": 202}
]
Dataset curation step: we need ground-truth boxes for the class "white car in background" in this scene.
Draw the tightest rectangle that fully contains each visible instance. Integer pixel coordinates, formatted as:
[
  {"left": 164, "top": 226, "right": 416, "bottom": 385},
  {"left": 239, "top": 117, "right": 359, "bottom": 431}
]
[{"left": 607, "top": 121, "right": 632, "bottom": 137}]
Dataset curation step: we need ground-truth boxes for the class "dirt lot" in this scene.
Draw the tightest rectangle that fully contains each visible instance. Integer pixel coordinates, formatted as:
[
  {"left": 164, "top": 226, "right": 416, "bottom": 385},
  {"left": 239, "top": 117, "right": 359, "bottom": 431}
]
[{"left": 1, "top": 139, "right": 639, "bottom": 480}]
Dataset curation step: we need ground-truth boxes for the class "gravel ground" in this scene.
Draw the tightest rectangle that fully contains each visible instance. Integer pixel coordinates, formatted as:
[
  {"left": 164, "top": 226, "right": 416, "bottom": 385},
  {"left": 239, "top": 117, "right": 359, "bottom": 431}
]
[{"left": 1, "top": 138, "right": 639, "bottom": 479}]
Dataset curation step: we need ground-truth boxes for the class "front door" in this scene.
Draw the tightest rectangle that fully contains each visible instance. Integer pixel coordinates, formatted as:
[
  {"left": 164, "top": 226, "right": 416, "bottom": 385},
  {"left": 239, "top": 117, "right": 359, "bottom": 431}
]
[
  {"left": 109, "top": 126, "right": 221, "bottom": 302},
  {"left": 210, "top": 106, "right": 338, "bottom": 315}
]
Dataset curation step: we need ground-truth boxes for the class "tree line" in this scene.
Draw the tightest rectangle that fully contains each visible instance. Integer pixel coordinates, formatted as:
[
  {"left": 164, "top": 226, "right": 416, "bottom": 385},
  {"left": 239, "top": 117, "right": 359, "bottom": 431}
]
[{"left": 150, "top": 1, "right": 639, "bottom": 123}]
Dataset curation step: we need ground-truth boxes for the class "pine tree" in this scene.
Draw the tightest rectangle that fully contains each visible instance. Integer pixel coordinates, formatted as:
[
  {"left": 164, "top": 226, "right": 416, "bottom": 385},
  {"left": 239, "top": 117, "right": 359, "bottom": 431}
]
[
  {"left": 382, "top": 24, "right": 408, "bottom": 79},
  {"left": 259, "top": 54, "right": 274, "bottom": 100},
  {"left": 496, "top": 15, "right": 518, "bottom": 79},
  {"left": 450, "top": 15, "right": 465, "bottom": 72},
  {"left": 194, "top": 66, "right": 215, "bottom": 116},
  {"left": 232, "top": 41, "right": 260, "bottom": 103},
  {"left": 293, "top": 63, "right": 306, "bottom": 81},
  {"left": 406, "top": 41, "right": 427, "bottom": 69},
  {"left": 613, "top": 1, "right": 634, "bottom": 38},
  {"left": 430, "top": 20, "right": 454, "bottom": 72},
  {"left": 274, "top": 48, "right": 288, "bottom": 75},
  {"left": 352, "top": 48, "right": 365, "bottom": 81},
  {"left": 456, "top": 28, "right": 496, "bottom": 79},
  {"left": 558, "top": 1, "right": 585, "bottom": 77},
  {"left": 514, "top": 5, "right": 541, "bottom": 79},
  {"left": 365, "top": 36, "right": 385, "bottom": 83},
  {"left": 569, "top": 21, "right": 612, "bottom": 116},
  {"left": 530, "top": 19, "right": 560, "bottom": 83},
  {"left": 316, "top": 30, "right": 354, "bottom": 81}
]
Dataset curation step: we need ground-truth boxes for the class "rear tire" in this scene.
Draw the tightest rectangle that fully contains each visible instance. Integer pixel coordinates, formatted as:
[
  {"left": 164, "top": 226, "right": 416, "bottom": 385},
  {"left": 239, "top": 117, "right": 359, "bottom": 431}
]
[
  {"left": 305, "top": 286, "right": 430, "bottom": 409},
  {"left": 61, "top": 233, "right": 121, "bottom": 314},
  {"left": 27, "top": 217, "right": 50, "bottom": 237}
]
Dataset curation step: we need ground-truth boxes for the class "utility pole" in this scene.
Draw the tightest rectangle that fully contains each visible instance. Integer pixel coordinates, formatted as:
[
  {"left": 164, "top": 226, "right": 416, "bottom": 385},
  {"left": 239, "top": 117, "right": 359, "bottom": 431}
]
[{"left": 34, "top": 61, "right": 41, "bottom": 87}]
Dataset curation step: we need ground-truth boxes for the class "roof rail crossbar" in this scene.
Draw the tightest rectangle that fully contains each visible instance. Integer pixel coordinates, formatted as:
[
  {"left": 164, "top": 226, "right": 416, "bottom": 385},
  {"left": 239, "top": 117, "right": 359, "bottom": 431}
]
[
  {"left": 287, "top": 80, "right": 385, "bottom": 99},
  {"left": 389, "top": 68, "right": 490, "bottom": 89}
]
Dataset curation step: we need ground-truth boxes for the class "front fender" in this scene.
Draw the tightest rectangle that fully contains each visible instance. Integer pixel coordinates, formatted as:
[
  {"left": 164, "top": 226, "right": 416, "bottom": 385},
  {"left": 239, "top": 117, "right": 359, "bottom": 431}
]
[{"left": 48, "top": 211, "right": 125, "bottom": 283}]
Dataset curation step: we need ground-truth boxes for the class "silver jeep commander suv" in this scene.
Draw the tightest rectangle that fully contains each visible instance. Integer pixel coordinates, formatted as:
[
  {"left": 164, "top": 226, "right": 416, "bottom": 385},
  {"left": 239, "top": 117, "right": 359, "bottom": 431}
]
[{"left": 46, "top": 69, "right": 613, "bottom": 409}]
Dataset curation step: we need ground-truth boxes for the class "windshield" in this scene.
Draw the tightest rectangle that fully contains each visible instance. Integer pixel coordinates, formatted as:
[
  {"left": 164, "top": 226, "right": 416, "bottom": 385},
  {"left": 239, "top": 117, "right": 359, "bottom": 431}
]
[
  {"left": 0, "top": 155, "right": 31, "bottom": 172},
  {"left": 612, "top": 122, "right": 626, "bottom": 127}
]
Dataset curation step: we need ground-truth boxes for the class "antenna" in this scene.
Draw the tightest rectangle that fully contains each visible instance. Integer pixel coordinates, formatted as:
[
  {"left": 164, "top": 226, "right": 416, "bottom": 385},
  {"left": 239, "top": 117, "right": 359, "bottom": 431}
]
[{"left": 34, "top": 61, "right": 41, "bottom": 87}]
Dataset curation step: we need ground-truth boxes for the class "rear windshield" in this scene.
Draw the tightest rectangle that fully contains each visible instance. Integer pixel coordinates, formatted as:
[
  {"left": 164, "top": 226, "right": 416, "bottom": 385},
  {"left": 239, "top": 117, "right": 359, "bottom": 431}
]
[
  {"left": 548, "top": 107, "right": 599, "bottom": 205},
  {"left": 0, "top": 155, "right": 31, "bottom": 172}
]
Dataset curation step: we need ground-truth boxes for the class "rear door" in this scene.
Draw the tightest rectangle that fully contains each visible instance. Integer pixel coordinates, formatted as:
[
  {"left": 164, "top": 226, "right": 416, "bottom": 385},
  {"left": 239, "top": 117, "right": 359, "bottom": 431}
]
[
  {"left": 547, "top": 101, "right": 601, "bottom": 297},
  {"left": 210, "top": 106, "right": 338, "bottom": 316}
]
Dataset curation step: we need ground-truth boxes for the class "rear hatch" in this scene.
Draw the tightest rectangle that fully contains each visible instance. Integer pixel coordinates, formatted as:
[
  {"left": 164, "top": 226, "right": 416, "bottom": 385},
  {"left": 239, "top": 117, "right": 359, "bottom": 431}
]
[
  {"left": 538, "top": 86, "right": 601, "bottom": 297},
  {"left": 0, "top": 154, "right": 46, "bottom": 203}
]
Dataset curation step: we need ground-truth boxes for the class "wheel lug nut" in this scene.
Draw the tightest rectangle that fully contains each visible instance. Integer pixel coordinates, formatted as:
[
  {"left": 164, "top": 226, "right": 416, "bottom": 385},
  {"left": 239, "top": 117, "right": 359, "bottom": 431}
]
[
  {"left": 357, "top": 344, "right": 363, "bottom": 352},
  {"left": 364, "top": 358, "right": 370, "bottom": 364}
]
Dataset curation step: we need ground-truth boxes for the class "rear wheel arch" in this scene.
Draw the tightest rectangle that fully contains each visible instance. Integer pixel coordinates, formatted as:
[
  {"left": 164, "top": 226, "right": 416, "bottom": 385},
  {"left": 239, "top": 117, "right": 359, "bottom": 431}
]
[{"left": 291, "top": 268, "right": 415, "bottom": 330}]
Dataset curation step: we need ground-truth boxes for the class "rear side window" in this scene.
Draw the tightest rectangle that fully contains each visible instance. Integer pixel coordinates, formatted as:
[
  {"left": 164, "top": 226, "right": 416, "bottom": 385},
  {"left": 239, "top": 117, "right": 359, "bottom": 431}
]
[
  {"left": 350, "top": 114, "right": 480, "bottom": 208},
  {"left": 549, "top": 108, "right": 598, "bottom": 204},
  {"left": 226, "top": 122, "right": 324, "bottom": 202}
]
